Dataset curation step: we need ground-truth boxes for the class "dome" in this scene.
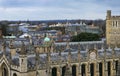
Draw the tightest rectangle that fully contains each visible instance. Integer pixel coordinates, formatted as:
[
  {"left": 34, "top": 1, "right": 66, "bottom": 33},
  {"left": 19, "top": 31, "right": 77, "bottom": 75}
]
[{"left": 44, "top": 37, "right": 50, "bottom": 42}]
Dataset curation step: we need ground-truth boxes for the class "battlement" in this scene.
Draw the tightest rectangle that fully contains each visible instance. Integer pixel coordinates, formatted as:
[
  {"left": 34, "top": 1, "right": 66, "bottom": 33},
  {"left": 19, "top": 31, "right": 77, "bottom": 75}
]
[{"left": 111, "top": 16, "right": 120, "bottom": 19}]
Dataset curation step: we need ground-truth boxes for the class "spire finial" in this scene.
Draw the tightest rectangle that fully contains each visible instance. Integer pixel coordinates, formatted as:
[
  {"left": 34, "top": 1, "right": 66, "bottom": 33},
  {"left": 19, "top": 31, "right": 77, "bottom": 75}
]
[
  {"left": 78, "top": 43, "right": 80, "bottom": 51},
  {"left": 94, "top": 44, "right": 97, "bottom": 50},
  {"left": 2, "top": 41, "right": 6, "bottom": 55},
  {"left": 66, "top": 41, "right": 70, "bottom": 49},
  {"left": 9, "top": 40, "right": 14, "bottom": 48},
  {"left": 20, "top": 41, "right": 26, "bottom": 55}
]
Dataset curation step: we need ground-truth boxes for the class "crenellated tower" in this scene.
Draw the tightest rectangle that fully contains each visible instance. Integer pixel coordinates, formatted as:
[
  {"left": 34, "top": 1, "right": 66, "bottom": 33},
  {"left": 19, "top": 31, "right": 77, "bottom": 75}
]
[
  {"left": 19, "top": 41, "right": 28, "bottom": 74},
  {"left": 106, "top": 10, "right": 120, "bottom": 47}
]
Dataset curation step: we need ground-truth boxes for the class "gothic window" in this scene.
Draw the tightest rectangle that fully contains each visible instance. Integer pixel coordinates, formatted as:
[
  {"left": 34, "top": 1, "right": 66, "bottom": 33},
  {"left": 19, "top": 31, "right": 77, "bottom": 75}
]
[
  {"left": 116, "top": 21, "right": 118, "bottom": 27},
  {"left": 112, "top": 21, "right": 114, "bottom": 27},
  {"left": 2, "top": 68, "right": 7, "bottom": 76},
  {"left": 1, "top": 63, "right": 8, "bottom": 76},
  {"left": 21, "top": 59, "right": 23, "bottom": 63},
  {"left": 13, "top": 73, "right": 17, "bottom": 76}
]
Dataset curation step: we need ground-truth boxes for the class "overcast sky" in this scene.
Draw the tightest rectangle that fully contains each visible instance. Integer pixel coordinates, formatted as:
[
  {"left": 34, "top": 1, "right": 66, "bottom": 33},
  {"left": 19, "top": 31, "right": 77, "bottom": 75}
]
[{"left": 0, "top": 0, "right": 120, "bottom": 20}]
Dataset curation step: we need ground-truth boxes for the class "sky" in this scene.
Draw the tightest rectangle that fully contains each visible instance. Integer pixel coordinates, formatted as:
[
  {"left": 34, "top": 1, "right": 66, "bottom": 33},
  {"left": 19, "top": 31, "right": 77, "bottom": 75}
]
[{"left": 0, "top": 0, "right": 120, "bottom": 20}]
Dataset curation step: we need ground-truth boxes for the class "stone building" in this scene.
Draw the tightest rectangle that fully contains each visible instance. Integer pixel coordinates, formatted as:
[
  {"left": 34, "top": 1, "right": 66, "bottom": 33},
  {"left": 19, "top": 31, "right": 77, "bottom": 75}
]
[
  {"left": 106, "top": 10, "right": 120, "bottom": 46},
  {"left": 65, "top": 22, "right": 102, "bottom": 36},
  {"left": 0, "top": 37, "right": 120, "bottom": 76},
  {"left": 0, "top": 10, "right": 119, "bottom": 76}
]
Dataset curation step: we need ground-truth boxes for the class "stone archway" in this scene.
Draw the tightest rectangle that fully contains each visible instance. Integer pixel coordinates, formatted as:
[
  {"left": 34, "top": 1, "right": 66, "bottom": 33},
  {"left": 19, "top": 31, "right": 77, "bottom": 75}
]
[
  {"left": 52, "top": 67, "right": 57, "bottom": 76},
  {"left": 13, "top": 73, "right": 17, "bottom": 76},
  {"left": 99, "top": 62, "right": 103, "bottom": 76},
  {"left": 115, "top": 60, "right": 118, "bottom": 74},
  {"left": 62, "top": 66, "right": 66, "bottom": 76},
  {"left": 72, "top": 65, "right": 76, "bottom": 76},
  {"left": 81, "top": 64, "right": 86, "bottom": 76},
  {"left": 0, "top": 63, "right": 9, "bottom": 76},
  {"left": 107, "top": 61, "right": 111, "bottom": 76},
  {"left": 90, "top": 63, "right": 94, "bottom": 76}
]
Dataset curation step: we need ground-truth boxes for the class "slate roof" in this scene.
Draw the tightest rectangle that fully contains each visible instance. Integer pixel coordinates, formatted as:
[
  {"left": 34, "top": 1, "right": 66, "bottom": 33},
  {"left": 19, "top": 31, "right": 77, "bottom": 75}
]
[{"left": 0, "top": 39, "right": 120, "bottom": 70}]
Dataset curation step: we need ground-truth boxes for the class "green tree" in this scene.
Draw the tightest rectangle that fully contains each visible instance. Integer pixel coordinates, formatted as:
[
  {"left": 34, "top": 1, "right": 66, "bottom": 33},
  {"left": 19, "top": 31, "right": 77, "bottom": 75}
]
[
  {"left": 0, "top": 21, "right": 9, "bottom": 36},
  {"left": 71, "top": 32, "right": 100, "bottom": 42}
]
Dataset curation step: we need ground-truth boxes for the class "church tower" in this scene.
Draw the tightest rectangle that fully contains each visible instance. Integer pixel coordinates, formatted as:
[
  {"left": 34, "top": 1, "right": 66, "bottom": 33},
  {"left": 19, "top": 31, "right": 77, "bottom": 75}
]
[
  {"left": 19, "top": 41, "right": 27, "bottom": 73},
  {"left": 106, "top": 10, "right": 120, "bottom": 47}
]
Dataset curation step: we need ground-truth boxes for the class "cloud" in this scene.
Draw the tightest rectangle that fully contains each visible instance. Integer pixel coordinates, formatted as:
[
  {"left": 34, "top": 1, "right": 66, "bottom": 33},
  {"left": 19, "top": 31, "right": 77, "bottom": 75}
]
[{"left": 0, "top": 0, "right": 120, "bottom": 20}]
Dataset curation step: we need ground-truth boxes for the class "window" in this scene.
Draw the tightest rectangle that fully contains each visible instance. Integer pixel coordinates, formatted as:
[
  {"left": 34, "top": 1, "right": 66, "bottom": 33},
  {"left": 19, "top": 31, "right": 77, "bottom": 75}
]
[
  {"left": 116, "top": 21, "right": 118, "bottom": 27},
  {"left": 13, "top": 73, "right": 17, "bottom": 76},
  {"left": 112, "top": 21, "right": 114, "bottom": 27},
  {"left": 22, "top": 59, "right": 23, "bottom": 63}
]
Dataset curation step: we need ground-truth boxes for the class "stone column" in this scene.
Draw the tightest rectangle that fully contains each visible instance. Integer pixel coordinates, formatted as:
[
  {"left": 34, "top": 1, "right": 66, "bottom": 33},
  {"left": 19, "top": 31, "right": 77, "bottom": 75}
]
[
  {"left": 76, "top": 64, "right": 79, "bottom": 76},
  {"left": 59, "top": 66, "right": 62, "bottom": 76},
  {"left": 102, "top": 62, "right": 104, "bottom": 76},
  {"left": 105, "top": 62, "right": 108, "bottom": 76},
  {"left": 86, "top": 63, "right": 90, "bottom": 76},
  {"left": 116, "top": 60, "right": 120, "bottom": 76},
  {"left": 95, "top": 62, "right": 99, "bottom": 76},
  {"left": 79, "top": 64, "right": 81, "bottom": 76},
  {"left": 85, "top": 63, "right": 88, "bottom": 76},
  {"left": 49, "top": 68, "right": 52, "bottom": 76},
  {"left": 111, "top": 61, "right": 114, "bottom": 76},
  {"left": 101, "top": 61, "right": 104, "bottom": 76},
  {"left": 57, "top": 67, "right": 60, "bottom": 76}
]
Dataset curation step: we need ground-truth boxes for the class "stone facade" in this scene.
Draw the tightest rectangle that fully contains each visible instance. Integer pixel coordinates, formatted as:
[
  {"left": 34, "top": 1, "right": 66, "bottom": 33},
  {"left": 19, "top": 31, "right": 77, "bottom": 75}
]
[
  {"left": 0, "top": 39, "right": 120, "bottom": 76},
  {"left": 106, "top": 10, "right": 120, "bottom": 46}
]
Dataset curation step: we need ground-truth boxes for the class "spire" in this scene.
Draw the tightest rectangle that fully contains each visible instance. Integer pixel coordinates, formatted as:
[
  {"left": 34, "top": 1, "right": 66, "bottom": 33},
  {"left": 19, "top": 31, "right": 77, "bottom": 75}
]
[
  {"left": 9, "top": 40, "right": 13, "bottom": 64},
  {"left": 68, "top": 49, "right": 71, "bottom": 63},
  {"left": 1, "top": 41, "right": 6, "bottom": 55},
  {"left": 1, "top": 41, "right": 4, "bottom": 51},
  {"left": 20, "top": 41, "right": 26, "bottom": 55},
  {"left": 9, "top": 40, "right": 14, "bottom": 49},
  {"left": 94, "top": 44, "right": 97, "bottom": 50},
  {"left": 101, "top": 44, "right": 104, "bottom": 50},
  {"left": 104, "top": 45, "right": 106, "bottom": 58},
  {"left": 86, "top": 44, "right": 89, "bottom": 51},
  {"left": 64, "top": 63, "right": 72, "bottom": 76},
  {"left": 35, "top": 47, "right": 39, "bottom": 71},
  {"left": 66, "top": 41, "right": 70, "bottom": 49},
  {"left": 78, "top": 43, "right": 80, "bottom": 62},
  {"left": 50, "top": 37, "right": 55, "bottom": 52},
  {"left": 78, "top": 43, "right": 80, "bottom": 52},
  {"left": 108, "top": 44, "right": 111, "bottom": 50}
]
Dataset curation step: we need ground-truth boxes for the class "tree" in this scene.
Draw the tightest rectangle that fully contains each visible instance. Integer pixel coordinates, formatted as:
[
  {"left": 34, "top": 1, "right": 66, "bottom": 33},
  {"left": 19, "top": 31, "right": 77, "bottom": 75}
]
[
  {"left": 71, "top": 32, "right": 100, "bottom": 42},
  {"left": 0, "top": 21, "right": 9, "bottom": 36}
]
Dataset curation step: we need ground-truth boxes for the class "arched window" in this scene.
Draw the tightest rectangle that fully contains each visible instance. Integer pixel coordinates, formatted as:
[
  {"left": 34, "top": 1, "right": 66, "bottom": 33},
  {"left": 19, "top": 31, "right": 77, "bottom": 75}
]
[
  {"left": 3, "top": 68, "right": 7, "bottom": 76},
  {"left": 1, "top": 63, "right": 8, "bottom": 76},
  {"left": 13, "top": 73, "right": 17, "bottom": 76}
]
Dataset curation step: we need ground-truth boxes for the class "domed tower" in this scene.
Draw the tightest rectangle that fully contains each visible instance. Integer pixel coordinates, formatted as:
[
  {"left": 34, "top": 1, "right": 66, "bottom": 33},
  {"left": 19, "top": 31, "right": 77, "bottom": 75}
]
[
  {"left": 43, "top": 36, "right": 52, "bottom": 53},
  {"left": 19, "top": 41, "right": 28, "bottom": 74},
  {"left": 44, "top": 36, "right": 51, "bottom": 45}
]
